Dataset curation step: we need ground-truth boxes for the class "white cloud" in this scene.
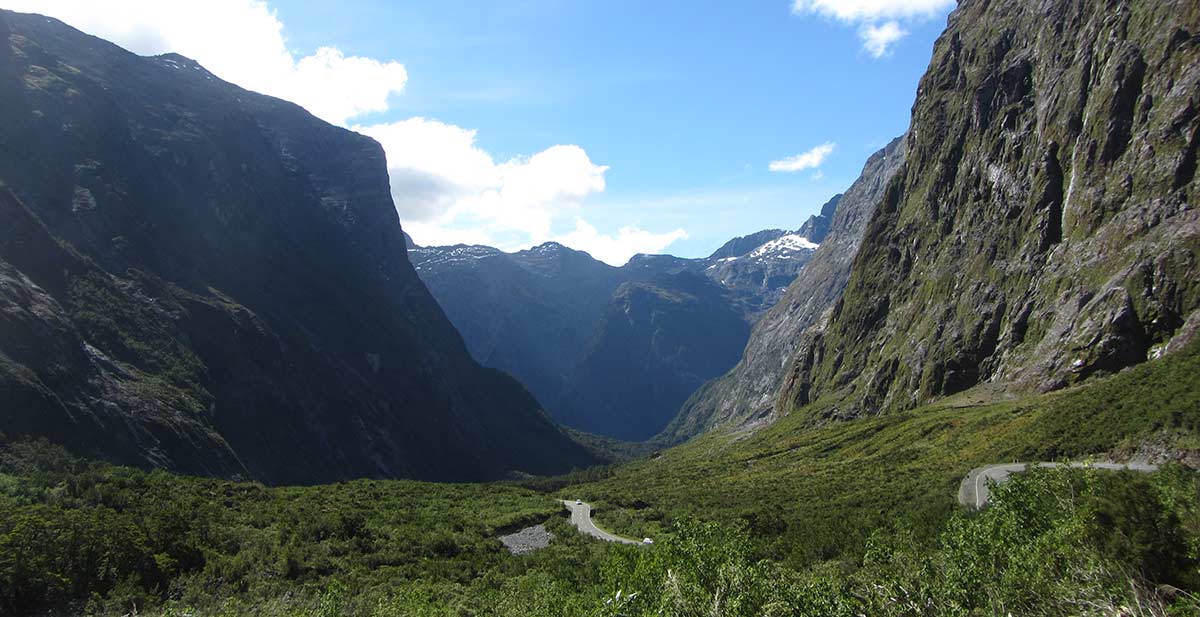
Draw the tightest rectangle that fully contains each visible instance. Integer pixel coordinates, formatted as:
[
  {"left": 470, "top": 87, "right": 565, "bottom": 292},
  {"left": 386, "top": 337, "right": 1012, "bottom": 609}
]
[
  {"left": 791, "top": 0, "right": 953, "bottom": 22},
  {"left": 1, "top": 0, "right": 407, "bottom": 126},
  {"left": 791, "top": 0, "right": 952, "bottom": 58},
  {"left": 554, "top": 219, "right": 688, "bottom": 267},
  {"left": 356, "top": 117, "right": 606, "bottom": 240},
  {"left": 359, "top": 118, "right": 682, "bottom": 265},
  {"left": 859, "top": 21, "right": 907, "bottom": 57},
  {"left": 6, "top": 0, "right": 686, "bottom": 265},
  {"left": 769, "top": 142, "right": 836, "bottom": 173}
]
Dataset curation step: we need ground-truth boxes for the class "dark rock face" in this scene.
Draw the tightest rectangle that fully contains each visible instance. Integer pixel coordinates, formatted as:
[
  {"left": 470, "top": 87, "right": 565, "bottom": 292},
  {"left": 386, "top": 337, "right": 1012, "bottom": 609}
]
[
  {"left": 779, "top": 0, "right": 1200, "bottom": 418},
  {"left": 660, "top": 138, "right": 906, "bottom": 443},
  {"left": 412, "top": 217, "right": 827, "bottom": 440},
  {"left": 0, "top": 11, "right": 596, "bottom": 483},
  {"left": 556, "top": 271, "right": 750, "bottom": 441}
]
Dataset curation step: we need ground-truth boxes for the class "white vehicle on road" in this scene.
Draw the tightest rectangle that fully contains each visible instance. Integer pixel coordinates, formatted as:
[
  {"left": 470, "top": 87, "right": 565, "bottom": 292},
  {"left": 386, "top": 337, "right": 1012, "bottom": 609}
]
[
  {"left": 642, "top": 538, "right": 654, "bottom": 545},
  {"left": 575, "top": 499, "right": 582, "bottom": 505}
]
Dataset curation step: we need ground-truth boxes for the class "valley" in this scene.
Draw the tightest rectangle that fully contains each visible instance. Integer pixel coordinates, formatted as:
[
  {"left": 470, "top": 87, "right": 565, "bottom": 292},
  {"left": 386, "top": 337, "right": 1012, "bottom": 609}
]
[
  {"left": 0, "top": 0, "right": 1198, "bottom": 615},
  {"left": 408, "top": 205, "right": 832, "bottom": 441}
]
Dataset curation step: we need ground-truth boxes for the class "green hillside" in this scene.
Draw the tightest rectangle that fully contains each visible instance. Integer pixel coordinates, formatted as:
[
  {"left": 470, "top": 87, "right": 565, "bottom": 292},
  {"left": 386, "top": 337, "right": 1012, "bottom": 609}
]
[{"left": 573, "top": 343, "right": 1200, "bottom": 565}]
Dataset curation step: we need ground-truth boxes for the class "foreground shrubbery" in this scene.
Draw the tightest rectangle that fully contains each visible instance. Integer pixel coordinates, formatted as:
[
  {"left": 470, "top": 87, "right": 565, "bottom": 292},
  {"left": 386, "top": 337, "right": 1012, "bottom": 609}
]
[
  {"left": 596, "top": 465, "right": 1200, "bottom": 616},
  {"left": 0, "top": 439, "right": 612, "bottom": 615},
  {"left": 1, "top": 437, "right": 1197, "bottom": 616}
]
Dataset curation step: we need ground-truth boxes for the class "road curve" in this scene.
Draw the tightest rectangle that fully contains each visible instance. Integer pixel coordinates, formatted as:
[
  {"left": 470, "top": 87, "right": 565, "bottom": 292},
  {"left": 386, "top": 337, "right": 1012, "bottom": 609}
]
[
  {"left": 562, "top": 500, "right": 641, "bottom": 545},
  {"left": 958, "top": 461, "right": 1160, "bottom": 509}
]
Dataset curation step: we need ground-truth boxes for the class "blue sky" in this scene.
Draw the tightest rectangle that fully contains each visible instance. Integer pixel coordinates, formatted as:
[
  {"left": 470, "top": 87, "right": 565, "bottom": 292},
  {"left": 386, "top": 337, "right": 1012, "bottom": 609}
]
[{"left": 5, "top": 0, "right": 956, "bottom": 264}]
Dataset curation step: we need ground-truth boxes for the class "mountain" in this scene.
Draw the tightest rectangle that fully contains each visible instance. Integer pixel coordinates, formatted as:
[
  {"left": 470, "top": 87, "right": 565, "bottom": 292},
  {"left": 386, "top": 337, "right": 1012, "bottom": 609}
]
[
  {"left": 410, "top": 242, "right": 624, "bottom": 407},
  {"left": 778, "top": 0, "right": 1200, "bottom": 419},
  {"left": 411, "top": 211, "right": 830, "bottom": 440},
  {"left": 794, "top": 193, "right": 840, "bottom": 243},
  {"left": 701, "top": 225, "right": 827, "bottom": 316},
  {"left": 661, "top": 137, "right": 906, "bottom": 443},
  {"left": 0, "top": 10, "right": 597, "bottom": 483},
  {"left": 707, "top": 229, "right": 789, "bottom": 260},
  {"left": 555, "top": 271, "right": 750, "bottom": 441}
]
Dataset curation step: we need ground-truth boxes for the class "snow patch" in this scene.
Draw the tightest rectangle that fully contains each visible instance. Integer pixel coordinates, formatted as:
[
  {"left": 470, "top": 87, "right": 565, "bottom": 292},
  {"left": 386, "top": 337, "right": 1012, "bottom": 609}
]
[
  {"left": 747, "top": 234, "right": 819, "bottom": 259},
  {"left": 409, "top": 245, "right": 501, "bottom": 267}
]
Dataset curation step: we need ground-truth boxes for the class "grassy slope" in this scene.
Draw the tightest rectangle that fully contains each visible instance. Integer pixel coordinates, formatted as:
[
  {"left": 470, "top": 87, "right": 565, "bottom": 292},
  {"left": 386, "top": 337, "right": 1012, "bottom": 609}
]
[{"left": 569, "top": 343, "right": 1200, "bottom": 566}]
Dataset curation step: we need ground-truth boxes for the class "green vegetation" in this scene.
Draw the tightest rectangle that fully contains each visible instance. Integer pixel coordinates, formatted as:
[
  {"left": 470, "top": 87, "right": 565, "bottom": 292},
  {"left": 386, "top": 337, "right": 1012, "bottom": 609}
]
[
  {"left": 1, "top": 345, "right": 1197, "bottom": 615},
  {"left": 573, "top": 343, "right": 1200, "bottom": 567},
  {"left": 0, "top": 438, "right": 629, "bottom": 615},
  {"left": 593, "top": 466, "right": 1199, "bottom": 616}
]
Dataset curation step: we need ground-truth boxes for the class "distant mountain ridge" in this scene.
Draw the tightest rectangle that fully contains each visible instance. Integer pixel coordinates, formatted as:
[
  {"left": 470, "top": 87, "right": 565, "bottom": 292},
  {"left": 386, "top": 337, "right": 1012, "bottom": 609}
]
[
  {"left": 708, "top": 229, "right": 789, "bottom": 260},
  {"left": 0, "top": 10, "right": 597, "bottom": 483},
  {"left": 410, "top": 203, "right": 834, "bottom": 440}
]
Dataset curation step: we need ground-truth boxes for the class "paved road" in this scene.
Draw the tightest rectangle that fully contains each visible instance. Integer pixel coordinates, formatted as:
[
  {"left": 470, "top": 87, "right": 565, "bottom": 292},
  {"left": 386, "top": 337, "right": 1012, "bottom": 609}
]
[
  {"left": 562, "top": 500, "right": 641, "bottom": 545},
  {"left": 958, "top": 461, "right": 1160, "bottom": 509}
]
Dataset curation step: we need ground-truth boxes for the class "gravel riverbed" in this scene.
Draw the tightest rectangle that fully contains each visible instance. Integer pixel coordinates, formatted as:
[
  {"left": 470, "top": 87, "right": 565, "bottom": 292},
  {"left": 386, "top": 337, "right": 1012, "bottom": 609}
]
[{"left": 499, "top": 524, "right": 555, "bottom": 555}]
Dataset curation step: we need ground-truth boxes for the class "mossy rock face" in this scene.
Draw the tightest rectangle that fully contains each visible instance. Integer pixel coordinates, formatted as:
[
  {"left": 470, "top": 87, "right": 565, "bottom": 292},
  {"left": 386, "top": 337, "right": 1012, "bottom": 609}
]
[{"left": 781, "top": 0, "right": 1200, "bottom": 419}]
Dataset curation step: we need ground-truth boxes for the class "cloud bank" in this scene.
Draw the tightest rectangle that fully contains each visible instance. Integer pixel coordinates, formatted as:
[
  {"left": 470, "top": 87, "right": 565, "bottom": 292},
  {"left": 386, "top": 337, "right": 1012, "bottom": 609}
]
[
  {"left": 792, "top": 0, "right": 954, "bottom": 22},
  {"left": 356, "top": 119, "right": 686, "bottom": 265},
  {"left": 2, "top": 0, "right": 685, "bottom": 265},
  {"left": 791, "top": 0, "right": 954, "bottom": 57}
]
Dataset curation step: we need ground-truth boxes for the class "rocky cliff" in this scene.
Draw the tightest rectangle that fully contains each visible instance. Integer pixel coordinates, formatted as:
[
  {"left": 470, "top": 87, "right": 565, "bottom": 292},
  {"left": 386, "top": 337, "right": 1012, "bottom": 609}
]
[
  {"left": 660, "top": 137, "right": 906, "bottom": 443},
  {"left": 780, "top": 0, "right": 1200, "bottom": 419},
  {"left": 0, "top": 10, "right": 596, "bottom": 483}
]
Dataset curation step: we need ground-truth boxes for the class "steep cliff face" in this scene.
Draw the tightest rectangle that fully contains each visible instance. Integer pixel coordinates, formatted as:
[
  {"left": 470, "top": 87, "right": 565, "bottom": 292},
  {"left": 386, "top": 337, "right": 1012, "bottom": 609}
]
[
  {"left": 556, "top": 271, "right": 750, "bottom": 441},
  {"left": 0, "top": 11, "right": 596, "bottom": 482},
  {"left": 780, "top": 0, "right": 1200, "bottom": 418},
  {"left": 660, "top": 137, "right": 906, "bottom": 443}
]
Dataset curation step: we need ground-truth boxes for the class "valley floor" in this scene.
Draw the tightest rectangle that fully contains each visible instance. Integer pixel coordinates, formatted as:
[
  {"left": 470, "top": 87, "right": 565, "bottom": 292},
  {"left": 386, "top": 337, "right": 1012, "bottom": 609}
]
[{"left": 1, "top": 343, "right": 1198, "bottom": 616}]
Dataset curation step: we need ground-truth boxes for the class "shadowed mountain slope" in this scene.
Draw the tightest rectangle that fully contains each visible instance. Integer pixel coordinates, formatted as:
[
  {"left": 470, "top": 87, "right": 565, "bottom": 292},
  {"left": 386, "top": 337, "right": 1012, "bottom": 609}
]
[{"left": 0, "top": 10, "right": 597, "bottom": 483}]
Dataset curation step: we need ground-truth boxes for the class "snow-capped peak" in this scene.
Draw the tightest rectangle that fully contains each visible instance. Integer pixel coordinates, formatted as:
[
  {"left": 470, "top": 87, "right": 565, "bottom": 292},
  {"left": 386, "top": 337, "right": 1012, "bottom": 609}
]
[{"left": 747, "top": 234, "right": 818, "bottom": 259}]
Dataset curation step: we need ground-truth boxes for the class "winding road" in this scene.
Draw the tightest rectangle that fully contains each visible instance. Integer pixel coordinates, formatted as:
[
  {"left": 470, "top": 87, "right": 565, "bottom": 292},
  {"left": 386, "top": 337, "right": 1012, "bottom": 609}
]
[
  {"left": 958, "top": 461, "right": 1160, "bottom": 509},
  {"left": 562, "top": 500, "right": 642, "bottom": 545}
]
